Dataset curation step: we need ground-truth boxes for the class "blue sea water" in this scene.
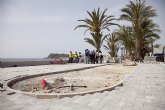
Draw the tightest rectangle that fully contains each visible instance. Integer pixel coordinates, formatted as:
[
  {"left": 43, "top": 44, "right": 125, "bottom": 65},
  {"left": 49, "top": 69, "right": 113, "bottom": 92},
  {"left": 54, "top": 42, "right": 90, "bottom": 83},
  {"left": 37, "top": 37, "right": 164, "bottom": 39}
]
[
  {"left": 0, "top": 58, "right": 48, "bottom": 62},
  {"left": 0, "top": 58, "right": 68, "bottom": 62}
]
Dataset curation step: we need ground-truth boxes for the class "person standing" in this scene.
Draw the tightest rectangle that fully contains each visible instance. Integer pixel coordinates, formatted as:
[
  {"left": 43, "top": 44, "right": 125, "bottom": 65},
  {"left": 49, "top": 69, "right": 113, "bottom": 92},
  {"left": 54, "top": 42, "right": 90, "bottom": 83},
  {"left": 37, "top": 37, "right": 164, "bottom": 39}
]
[
  {"left": 95, "top": 50, "right": 99, "bottom": 64},
  {"left": 78, "top": 52, "right": 82, "bottom": 63},
  {"left": 99, "top": 51, "right": 103, "bottom": 64},
  {"left": 91, "top": 50, "right": 96, "bottom": 64},
  {"left": 89, "top": 51, "right": 92, "bottom": 64},
  {"left": 74, "top": 51, "right": 79, "bottom": 63},
  {"left": 84, "top": 49, "right": 89, "bottom": 64},
  {"left": 68, "top": 51, "right": 73, "bottom": 63}
]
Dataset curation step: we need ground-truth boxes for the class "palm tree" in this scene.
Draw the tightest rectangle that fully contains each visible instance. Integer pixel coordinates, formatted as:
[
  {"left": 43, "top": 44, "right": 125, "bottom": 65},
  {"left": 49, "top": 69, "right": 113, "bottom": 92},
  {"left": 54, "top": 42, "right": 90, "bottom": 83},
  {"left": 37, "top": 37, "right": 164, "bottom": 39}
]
[
  {"left": 75, "top": 8, "right": 118, "bottom": 51},
  {"left": 141, "top": 19, "right": 160, "bottom": 57},
  {"left": 85, "top": 32, "right": 106, "bottom": 52},
  {"left": 120, "top": 0, "right": 157, "bottom": 60},
  {"left": 104, "top": 33, "right": 119, "bottom": 57},
  {"left": 115, "top": 26, "right": 135, "bottom": 60}
]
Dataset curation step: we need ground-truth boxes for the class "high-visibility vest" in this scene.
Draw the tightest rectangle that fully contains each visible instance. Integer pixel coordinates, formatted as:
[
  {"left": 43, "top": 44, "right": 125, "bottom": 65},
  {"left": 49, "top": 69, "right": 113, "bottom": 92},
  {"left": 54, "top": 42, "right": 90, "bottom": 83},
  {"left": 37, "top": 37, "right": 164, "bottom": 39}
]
[
  {"left": 74, "top": 54, "right": 78, "bottom": 58},
  {"left": 69, "top": 53, "right": 73, "bottom": 58}
]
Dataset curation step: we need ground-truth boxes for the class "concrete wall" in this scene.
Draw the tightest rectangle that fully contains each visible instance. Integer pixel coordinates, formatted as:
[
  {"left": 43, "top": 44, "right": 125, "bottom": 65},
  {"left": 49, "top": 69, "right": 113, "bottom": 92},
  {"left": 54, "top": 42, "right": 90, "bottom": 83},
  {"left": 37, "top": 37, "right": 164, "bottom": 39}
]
[
  {"left": 0, "top": 61, "right": 50, "bottom": 68},
  {"left": 0, "top": 58, "right": 67, "bottom": 68}
]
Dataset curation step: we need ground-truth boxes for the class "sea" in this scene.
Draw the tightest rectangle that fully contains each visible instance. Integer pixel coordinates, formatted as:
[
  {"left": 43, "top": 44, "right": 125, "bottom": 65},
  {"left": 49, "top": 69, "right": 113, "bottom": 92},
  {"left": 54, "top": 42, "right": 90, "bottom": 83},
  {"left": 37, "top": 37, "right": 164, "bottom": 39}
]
[{"left": 0, "top": 58, "right": 68, "bottom": 62}]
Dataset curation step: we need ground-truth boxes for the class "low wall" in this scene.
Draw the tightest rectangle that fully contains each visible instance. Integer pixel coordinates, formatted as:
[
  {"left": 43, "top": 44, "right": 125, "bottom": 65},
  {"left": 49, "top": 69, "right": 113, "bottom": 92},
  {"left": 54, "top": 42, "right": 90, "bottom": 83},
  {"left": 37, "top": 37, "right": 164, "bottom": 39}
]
[
  {"left": 0, "top": 61, "right": 50, "bottom": 68},
  {"left": 0, "top": 58, "right": 66, "bottom": 68}
]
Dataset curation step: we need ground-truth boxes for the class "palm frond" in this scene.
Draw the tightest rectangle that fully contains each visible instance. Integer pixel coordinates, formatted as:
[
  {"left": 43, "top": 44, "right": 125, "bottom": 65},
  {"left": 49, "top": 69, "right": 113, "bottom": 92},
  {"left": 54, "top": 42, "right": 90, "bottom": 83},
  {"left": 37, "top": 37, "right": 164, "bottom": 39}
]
[
  {"left": 75, "top": 8, "right": 119, "bottom": 51},
  {"left": 84, "top": 38, "right": 96, "bottom": 48}
]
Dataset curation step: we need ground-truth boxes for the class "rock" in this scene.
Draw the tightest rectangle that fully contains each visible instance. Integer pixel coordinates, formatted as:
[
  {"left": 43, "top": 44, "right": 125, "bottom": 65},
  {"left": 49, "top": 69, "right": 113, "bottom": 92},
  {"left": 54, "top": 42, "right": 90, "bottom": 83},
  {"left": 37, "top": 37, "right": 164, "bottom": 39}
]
[
  {"left": 0, "top": 83, "right": 3, "bottom": 88},
  {"left": 53, "top": 89, "right": 60, "bottom": 93},
  {"left": 70, "top": 84, "right": 74, "bottom": 91},
  {"left": 52, "top": 78, "right": 66, "bottom": 88},
  {"left": 0, "top": 88, "right": 6, "bottom": 92}
]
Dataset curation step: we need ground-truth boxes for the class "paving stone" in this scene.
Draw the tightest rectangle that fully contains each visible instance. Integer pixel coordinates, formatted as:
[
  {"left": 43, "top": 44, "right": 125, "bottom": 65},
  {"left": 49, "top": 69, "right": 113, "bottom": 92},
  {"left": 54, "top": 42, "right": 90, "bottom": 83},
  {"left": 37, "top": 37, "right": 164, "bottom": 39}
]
[
  {"left": 90, "top": 94, "right": 114, "bottom": 109},
  {"left": 87, "top": 98, "right": 102, "bottom": 107},
  {"left": 122, "top": 104, "right": 133, "bottom": 110},
  {"left": 102, "top": 104, "right": 123, "bottom": 110},
  {"left": 23, "top": 105, "right": 50, "bottom": 110},
  {"left": 1, "top": 64, "right": 165, "bottom": 110}
]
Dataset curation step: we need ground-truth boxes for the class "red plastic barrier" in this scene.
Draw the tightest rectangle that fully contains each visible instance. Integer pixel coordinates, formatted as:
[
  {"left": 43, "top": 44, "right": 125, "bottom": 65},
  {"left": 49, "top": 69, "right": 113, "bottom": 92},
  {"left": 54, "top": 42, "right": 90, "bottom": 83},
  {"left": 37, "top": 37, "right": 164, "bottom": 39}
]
[
  {"left": 40, "top": 78, "right": 46, "bottom": 90},
  {"left": 50, "top": 58, "right": 64, "bottom": 64}
]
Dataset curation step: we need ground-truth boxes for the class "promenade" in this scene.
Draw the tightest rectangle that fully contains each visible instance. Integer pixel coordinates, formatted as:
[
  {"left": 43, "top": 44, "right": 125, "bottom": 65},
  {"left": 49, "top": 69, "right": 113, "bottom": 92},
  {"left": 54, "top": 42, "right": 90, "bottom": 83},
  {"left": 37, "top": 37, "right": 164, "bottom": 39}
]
[{"left": 0, "top": 63, "right": 165, "bottom": 110}]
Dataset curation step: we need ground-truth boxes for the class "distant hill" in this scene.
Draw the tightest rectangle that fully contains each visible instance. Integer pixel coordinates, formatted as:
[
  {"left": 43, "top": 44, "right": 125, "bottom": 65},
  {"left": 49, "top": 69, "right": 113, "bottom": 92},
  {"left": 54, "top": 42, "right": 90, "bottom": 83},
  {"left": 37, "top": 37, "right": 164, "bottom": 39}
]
[{"left": 47, "top": 53, "right": 68, "bottom": 58}]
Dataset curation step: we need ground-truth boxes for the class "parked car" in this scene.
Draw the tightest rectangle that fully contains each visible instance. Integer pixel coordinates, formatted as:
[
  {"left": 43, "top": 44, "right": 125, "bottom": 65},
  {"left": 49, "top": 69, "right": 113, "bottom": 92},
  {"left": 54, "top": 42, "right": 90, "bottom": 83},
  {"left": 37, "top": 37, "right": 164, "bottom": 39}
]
[{"left": 154, "top": 53, "right": 164, "bottom": 62}]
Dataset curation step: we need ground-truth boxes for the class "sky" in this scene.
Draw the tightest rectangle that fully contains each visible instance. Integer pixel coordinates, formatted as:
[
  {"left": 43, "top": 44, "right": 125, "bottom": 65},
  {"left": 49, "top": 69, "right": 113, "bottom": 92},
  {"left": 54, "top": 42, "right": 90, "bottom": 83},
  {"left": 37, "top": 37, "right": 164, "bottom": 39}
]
[{"left": 0, "top": 0, "right": 165, "bottom": 58}]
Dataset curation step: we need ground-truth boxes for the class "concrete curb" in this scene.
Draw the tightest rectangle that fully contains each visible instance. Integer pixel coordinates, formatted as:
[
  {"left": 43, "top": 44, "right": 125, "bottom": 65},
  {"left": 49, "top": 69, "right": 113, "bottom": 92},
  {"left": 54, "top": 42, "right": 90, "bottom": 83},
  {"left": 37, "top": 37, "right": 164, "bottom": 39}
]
[{"left": 4, "top": 63, "right": 135, "bottom": 99}]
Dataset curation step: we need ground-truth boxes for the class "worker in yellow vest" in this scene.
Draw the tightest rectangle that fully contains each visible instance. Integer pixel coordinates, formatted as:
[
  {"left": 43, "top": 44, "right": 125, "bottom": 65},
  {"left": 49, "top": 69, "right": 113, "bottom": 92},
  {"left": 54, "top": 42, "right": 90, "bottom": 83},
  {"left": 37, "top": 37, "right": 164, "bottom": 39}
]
[
  {"left": 68, "top": 51, "right": 73, "bottom": 63},
  {"left": 74, "top": 51, "right": 79, "bottom": 63}
]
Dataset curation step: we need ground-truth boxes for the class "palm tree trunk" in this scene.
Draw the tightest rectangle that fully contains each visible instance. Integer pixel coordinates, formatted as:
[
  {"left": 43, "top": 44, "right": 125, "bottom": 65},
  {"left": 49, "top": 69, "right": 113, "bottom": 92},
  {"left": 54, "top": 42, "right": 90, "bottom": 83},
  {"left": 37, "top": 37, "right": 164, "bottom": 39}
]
[
  {"left": 135, "top": 38, "right": 141, "bottom": 61},
  {"left": 96, "top": 32, "right": 101, "bottom": 52},
  {"left": 151, "top": 43, "right": 154, "bottom": 56},
  {"left": 128, "top": 49, "right": 133, "bottom": 61}
]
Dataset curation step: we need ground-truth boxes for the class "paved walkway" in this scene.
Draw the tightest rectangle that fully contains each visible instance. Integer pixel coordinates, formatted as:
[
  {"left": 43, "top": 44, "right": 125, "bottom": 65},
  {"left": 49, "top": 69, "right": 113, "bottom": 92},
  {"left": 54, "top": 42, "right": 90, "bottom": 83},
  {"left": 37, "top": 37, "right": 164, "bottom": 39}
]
[{"left": 0, "top": 63, "right": 165, "bottom": 110}]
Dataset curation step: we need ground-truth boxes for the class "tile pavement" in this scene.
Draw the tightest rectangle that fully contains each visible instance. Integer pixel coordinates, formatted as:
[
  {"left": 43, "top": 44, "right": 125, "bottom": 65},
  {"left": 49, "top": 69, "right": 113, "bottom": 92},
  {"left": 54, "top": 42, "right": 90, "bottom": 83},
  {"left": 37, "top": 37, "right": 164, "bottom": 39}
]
[{"left": 0, "top": 63, "right": 165, "bottom": 110}]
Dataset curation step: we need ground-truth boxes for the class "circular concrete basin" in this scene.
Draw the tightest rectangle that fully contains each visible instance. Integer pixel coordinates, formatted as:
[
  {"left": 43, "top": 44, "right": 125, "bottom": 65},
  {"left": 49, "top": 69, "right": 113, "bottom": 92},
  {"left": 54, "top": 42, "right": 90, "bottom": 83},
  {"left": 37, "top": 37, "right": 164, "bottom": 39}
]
[{"left": 5, "top": 65, "right": 133, "bottom": 99}]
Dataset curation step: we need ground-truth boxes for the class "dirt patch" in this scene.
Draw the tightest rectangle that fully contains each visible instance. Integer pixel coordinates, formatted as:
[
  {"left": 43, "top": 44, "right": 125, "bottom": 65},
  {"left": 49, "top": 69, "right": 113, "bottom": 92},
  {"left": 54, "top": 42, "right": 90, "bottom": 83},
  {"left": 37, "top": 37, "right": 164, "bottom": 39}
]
[{"left": 11, "top": 64, "right": 136, "bottom": 93}]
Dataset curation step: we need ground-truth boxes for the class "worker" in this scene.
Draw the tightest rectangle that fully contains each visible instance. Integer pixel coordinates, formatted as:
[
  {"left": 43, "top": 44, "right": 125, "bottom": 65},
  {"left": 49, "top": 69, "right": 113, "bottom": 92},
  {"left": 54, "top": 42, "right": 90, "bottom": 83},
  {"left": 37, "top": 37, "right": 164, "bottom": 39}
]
[
  {"left": 74, "top": 51, "right": 79, "bottom": 63},
  {"left": 68, "top": 51, "right": 73, "bottom": 63}
]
